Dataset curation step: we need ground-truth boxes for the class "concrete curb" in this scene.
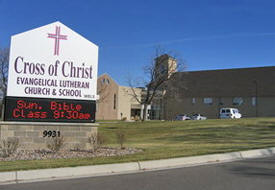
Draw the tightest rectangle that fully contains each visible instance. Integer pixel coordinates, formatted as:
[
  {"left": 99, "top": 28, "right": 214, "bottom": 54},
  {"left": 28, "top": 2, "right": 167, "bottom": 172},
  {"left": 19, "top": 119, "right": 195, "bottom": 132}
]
[
  {"left": 138, "top": 151, "right": 243, "bottom": 170},
  {"left": 0, "top": 172, "right": 16, "bottom": 183},
  {"left": 1, "top": 147, "right": 275, "bottom": 184}
]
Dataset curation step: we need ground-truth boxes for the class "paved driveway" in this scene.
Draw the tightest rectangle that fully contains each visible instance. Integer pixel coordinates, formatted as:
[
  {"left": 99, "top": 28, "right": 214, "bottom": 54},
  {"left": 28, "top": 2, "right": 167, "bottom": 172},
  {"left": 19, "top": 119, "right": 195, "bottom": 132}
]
[{"left": 1, "top": 156, "right": 275, "bottom": 190}]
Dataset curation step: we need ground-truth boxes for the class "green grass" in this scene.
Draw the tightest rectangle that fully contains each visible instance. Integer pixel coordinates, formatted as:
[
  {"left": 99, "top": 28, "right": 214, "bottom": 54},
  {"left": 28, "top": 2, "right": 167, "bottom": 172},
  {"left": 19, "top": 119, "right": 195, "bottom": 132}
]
[{"left": 1, "top": 117, "right": 275, "bottom": 172}]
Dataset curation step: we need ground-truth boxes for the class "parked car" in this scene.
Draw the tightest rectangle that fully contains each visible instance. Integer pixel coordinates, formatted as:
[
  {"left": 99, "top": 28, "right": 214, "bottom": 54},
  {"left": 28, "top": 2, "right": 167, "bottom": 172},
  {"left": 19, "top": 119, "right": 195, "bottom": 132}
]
[
  {"left": 175, "top": 114, "right": 191, "bottom": 121},
  {"left": 219, "top": 108, "right": 242, "bottom": 119},
  {"left": 191, "top": 114, "right": 207, "bottom": 120}
]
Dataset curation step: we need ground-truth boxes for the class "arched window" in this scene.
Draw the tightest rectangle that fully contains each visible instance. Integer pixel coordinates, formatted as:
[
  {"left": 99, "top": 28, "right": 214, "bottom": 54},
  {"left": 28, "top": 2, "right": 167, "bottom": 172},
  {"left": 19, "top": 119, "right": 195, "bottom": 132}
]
[{"left": 113, "top": 94, "right": 116, "bottom": 109}]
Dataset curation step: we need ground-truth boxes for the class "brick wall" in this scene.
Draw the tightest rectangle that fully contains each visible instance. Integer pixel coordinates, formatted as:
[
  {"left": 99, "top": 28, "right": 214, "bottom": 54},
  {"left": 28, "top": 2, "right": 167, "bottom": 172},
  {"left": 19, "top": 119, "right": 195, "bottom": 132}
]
[{"left": 0, "top": 122, "right": 98, "bottom": 150}]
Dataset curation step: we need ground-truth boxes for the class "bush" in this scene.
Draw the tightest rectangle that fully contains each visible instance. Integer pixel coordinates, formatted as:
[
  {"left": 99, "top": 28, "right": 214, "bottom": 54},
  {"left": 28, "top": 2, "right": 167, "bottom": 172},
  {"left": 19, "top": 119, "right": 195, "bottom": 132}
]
[
  {"left": 88, "top": 132, "right": 106, "bottom": 152},
  {"left": 121, "top": 117, "right": 127, "bottom": 121},
  {"left": 47, "top": 136, "right": 64, "bottom": 153},
  {"left": 0, "top": 137, "right": 19, "bottom": 158},
  {"left": 116, "top": 129, "right": 126, "bottom": 149},
  {"left": 134, "top": 116, "right": 140, "bottom": 121}
]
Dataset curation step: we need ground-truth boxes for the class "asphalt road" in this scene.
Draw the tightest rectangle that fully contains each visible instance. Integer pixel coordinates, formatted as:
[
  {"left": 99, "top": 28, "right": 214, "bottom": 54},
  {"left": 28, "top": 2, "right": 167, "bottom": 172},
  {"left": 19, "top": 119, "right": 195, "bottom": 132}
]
[{"left": 1, "top": 156, "right": 275, "bottom": 190}]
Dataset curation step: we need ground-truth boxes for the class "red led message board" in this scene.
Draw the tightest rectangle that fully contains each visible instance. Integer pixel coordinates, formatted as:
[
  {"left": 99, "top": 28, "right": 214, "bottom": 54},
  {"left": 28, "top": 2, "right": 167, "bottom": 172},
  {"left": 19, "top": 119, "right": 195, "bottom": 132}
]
[{"left": 4, "top": 96, "right": 96, "bottom": 123}]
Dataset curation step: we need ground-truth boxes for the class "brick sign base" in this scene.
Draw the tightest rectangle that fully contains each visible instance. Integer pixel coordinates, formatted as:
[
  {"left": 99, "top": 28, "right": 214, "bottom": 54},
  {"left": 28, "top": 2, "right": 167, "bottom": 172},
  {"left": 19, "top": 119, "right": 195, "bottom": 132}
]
[{"left": 0, "top": 122, "right": 98, "bottom": 150}]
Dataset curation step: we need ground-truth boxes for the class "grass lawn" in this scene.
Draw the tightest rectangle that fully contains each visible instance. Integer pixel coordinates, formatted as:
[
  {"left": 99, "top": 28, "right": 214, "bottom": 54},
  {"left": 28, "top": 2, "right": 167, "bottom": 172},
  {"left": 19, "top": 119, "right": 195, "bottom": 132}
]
[{"left": 1, "top": 117, "right": 275, "bottom": 171}]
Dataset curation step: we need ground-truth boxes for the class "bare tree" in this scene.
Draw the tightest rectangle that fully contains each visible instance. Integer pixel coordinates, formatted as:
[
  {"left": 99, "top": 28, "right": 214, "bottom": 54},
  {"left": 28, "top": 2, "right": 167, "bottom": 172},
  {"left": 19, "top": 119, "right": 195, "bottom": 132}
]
[
  {"left": 0, "top": 47, "right": 9, "bottom": 97},
  {"left": 128, "top": 48, "right": 185, "bottom": 121},
  {"left": 97, "top": 82, "right": 110, "bottom": 103},
  {"left": 0, "top": 48, "right": 9, "bottom": 118}
]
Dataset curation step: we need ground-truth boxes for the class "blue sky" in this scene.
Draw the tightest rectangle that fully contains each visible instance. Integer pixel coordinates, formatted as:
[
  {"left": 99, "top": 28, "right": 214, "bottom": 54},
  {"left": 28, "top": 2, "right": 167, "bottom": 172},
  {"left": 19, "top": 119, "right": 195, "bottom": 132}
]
[{"left": 1, "top": 0, "right": 275, "bottom": 85}]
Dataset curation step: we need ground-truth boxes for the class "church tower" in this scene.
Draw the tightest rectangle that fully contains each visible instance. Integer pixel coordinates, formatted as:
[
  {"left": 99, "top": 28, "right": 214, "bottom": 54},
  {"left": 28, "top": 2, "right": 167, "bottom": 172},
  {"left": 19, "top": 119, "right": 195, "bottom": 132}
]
[{"left": 154, "top": 54, "right": 177, "bottom": 81}]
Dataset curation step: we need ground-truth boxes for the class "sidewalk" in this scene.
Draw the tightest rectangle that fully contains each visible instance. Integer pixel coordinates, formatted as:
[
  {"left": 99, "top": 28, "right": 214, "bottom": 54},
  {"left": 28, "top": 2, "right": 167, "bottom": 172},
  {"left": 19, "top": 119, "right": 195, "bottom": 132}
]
[{"left": 1, "top": 147, "right": 275, "bottom": 184}]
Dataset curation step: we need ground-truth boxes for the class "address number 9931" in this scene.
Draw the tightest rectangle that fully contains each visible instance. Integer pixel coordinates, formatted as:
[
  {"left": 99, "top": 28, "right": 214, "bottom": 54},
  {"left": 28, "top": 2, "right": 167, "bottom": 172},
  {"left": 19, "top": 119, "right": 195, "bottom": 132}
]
[{"left": 43, "top": 130, "right": 61, "bottom": 137}]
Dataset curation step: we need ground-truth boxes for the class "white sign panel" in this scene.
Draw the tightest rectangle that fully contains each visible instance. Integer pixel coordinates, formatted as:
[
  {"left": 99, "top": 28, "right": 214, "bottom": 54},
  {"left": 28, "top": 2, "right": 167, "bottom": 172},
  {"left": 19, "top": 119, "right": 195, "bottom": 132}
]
[{"left": 7, "top": 21, "right": 98, "bottom": 100}]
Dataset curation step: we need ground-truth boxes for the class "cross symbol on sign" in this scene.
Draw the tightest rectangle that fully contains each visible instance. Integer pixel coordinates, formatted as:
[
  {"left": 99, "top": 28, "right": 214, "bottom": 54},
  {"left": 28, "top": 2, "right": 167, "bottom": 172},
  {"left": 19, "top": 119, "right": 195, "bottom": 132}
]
[{"left": 47, "top": 26, "right": 67, "bottom": 56}]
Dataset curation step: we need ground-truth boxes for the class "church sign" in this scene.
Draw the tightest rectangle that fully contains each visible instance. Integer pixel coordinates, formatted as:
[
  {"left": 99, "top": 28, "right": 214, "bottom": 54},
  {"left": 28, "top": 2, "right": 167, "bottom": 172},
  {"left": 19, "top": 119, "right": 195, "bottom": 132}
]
[{"left": 4, "top": 21, "right": 98, "bottom": 122}]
